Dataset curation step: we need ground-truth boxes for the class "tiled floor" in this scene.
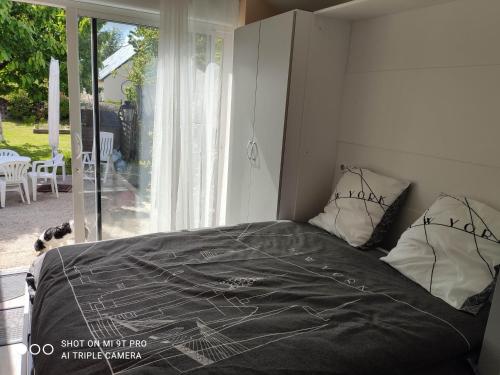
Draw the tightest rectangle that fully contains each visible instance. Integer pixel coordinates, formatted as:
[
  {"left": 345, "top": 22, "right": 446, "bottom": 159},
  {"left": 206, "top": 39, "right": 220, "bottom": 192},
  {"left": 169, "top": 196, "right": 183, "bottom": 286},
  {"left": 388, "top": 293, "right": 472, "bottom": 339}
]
[{"left": 0, "top": 269, "right": 29, "bottom": 375}]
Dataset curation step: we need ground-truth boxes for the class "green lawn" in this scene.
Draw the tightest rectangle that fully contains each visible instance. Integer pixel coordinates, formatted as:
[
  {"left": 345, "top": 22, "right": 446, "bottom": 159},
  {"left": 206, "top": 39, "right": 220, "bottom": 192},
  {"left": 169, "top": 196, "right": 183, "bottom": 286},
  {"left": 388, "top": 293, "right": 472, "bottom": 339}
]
[{"left": 0, "top": 121, "right": 72, "bottom": 171}]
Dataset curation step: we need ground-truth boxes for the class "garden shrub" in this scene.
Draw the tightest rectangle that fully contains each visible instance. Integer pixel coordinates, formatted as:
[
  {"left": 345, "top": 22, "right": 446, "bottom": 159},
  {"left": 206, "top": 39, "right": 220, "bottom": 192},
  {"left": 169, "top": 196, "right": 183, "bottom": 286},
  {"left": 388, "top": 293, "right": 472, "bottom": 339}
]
[
  {"left": 2, "top": 91, "right": 70, "bottom": 124},
  {"left": 60, "top": 94, "right": 69, "bottom": 122},
  {"left": 4, "top": 89, "right": 34, "bottom": 121}
]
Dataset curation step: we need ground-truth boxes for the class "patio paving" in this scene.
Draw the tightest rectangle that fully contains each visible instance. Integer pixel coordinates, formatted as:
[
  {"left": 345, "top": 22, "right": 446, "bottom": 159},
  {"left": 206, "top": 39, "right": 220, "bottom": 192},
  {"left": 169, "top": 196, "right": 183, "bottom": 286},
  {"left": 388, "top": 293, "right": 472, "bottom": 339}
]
[
  {"left": 0, "top": 177, "right": 73, "bottom": 269},
  {"left": 0, "top": 173, "right": 151, "bottom": 270}
]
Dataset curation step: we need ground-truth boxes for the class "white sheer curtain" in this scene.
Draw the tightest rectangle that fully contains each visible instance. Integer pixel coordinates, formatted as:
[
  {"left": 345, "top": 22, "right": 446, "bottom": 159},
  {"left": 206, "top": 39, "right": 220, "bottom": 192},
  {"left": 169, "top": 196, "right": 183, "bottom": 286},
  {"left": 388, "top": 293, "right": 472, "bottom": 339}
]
[{"left": 151, "top": 0, "right": 239, "bottom": 232}]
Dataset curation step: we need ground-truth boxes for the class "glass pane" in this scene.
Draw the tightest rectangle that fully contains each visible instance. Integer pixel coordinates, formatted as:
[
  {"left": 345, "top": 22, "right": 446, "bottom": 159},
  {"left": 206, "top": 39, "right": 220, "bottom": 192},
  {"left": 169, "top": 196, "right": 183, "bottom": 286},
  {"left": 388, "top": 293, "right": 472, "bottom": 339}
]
[
  {"left": 96, "top": 20, "right": 158, "bottom": 240},
  {"left": 78, "top": 16, "right": 99, "bottom": 241}
]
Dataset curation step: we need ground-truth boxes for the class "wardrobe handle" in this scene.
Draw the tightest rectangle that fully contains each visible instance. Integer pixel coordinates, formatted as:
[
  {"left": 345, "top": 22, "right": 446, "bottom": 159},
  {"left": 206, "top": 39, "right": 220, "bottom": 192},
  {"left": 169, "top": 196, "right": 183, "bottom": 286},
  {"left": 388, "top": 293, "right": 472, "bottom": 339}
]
[
  {"left": 251, "top": 141, "right": 258, "bottom": 162},
  {"left": 247, "top": 140, "right": 253, "bottom": 161}
]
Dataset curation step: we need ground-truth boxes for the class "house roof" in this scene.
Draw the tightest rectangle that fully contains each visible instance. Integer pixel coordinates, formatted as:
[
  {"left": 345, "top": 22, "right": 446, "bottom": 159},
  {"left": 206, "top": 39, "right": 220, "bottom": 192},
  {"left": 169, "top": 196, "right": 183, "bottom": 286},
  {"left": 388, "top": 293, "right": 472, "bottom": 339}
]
[{"left": 98, "top": 44, "right": 136, "bottom": 80}]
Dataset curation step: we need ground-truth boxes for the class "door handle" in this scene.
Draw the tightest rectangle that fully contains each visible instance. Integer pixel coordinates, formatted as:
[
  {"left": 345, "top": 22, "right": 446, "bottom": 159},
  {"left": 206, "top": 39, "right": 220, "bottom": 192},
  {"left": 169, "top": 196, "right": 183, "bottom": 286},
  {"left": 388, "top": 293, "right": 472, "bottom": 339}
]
[
  {"left": 72, "top": 133, "right": 83, "bottom": 175},
  {"left": 74, "top": 133, "right": 83, "bottom": 159}
]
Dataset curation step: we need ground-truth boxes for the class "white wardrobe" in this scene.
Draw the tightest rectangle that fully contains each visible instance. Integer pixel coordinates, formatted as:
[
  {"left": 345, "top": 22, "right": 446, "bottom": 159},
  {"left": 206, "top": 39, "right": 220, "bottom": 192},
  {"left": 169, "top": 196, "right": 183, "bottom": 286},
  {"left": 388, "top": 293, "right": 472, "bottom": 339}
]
[{"left": 226, "top": 10, "right": 351, "bottom": 225}]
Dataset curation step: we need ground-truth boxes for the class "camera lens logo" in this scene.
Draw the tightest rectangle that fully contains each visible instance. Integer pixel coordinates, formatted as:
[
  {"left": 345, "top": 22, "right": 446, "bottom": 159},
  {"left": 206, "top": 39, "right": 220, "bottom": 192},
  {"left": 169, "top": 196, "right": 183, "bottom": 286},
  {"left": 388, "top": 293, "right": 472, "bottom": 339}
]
[{"left": 15, "top": 344, "right": 54, "bottom": 356}]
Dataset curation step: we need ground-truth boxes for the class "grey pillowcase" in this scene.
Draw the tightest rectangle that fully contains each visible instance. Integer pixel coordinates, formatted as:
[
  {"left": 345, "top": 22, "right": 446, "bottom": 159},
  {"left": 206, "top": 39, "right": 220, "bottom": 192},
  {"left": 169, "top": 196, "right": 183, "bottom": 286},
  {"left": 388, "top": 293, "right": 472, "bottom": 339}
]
[
  {"left": 461, "top": 265, "right": 499, "bottom": 315},
  {"left": 363, "top": 186, "right": 411, "bottom": 249}
]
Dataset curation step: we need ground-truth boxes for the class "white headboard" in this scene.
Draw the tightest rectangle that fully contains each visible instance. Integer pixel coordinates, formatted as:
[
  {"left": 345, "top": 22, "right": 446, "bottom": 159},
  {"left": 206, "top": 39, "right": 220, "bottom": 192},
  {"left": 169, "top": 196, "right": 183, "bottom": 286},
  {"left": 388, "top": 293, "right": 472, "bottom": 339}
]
[{"left": 332, "top": 0, "right": 500, "bottom": 248}]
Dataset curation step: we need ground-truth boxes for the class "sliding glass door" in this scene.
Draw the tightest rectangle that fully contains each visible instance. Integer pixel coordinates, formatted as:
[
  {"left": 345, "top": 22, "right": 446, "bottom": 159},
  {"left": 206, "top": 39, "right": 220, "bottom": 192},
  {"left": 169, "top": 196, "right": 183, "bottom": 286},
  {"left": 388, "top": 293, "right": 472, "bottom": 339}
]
[
  {"left": 77, "top": 16, "right": 158, "bottom": 241},
  {"left": 66, "top": 3, "right": 235, "bottom": 243}
]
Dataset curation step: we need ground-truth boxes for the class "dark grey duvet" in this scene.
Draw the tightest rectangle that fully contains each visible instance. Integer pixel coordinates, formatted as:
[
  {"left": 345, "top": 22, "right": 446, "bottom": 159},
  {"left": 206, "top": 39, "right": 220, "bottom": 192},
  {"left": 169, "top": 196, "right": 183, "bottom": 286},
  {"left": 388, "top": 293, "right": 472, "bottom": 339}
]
[{"left": 30, "top": 221, "right": 488, "bottom": 375}]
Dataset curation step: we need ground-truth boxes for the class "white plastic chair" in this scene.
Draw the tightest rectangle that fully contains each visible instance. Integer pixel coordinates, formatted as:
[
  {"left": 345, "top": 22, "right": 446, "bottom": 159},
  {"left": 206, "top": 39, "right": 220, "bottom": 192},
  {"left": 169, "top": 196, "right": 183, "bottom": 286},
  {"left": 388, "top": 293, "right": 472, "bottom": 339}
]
[
  {"left": 0, "top": 161, "right": 31, "bottom": 207},
  {"left": 82, "top": 132, "right": 115, "bottom": 183},
  {"left": 32, "top": 152, "right": 66, "bottom": 181},
  {"left": 28, "top": 153, "right": 62, "bottom": 201},
  {"left": 0, "top": 149, "right": 19, "bottom": 158}
]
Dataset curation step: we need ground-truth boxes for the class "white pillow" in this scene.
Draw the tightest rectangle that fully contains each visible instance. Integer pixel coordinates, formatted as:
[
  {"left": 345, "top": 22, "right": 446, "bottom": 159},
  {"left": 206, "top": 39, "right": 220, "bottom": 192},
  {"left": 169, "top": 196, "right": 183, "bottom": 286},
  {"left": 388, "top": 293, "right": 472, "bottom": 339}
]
[
  {"left": 382, "top": 194, "right": 500, "bottom": 311},
  {"left": 309, "top": 167, "right": 409, "bottom": 247}
]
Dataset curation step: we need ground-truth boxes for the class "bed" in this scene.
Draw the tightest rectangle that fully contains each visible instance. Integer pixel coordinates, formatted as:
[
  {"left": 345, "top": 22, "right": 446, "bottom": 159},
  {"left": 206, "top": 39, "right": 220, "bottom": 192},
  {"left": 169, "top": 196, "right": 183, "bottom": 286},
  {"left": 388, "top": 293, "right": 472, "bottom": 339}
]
[{"left": 29, "top": 221, "right": 488, "bottom": 374}]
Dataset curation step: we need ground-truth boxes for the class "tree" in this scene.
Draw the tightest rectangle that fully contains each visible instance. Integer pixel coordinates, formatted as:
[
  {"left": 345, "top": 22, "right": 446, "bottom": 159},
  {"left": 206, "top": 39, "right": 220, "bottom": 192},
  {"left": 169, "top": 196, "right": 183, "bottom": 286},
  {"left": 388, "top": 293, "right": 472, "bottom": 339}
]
[
  {"left": 0, "top": 1, "right": 67, "bottom": 102},
  {"left": 0, "top": 112, "right": 4, "bottom": 142},
  {"left": 0, "top": 1, "right": 123, "bottom": 106},
  {"left": 125, "top": 26, "right": 159, "bottom": 103}
]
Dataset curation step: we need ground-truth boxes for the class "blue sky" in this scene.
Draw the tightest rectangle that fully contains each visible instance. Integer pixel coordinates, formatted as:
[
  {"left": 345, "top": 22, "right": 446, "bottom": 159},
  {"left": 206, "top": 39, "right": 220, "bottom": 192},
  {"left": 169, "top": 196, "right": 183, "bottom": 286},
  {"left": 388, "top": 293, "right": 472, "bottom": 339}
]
[{"left": 101, "top": 21, "right": 137, "bottom": 46}]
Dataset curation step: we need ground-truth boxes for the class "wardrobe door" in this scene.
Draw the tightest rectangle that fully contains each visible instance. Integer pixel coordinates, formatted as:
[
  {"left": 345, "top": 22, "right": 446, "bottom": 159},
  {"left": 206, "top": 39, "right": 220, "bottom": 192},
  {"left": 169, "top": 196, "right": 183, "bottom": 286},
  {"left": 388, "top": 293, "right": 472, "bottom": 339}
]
[
  {"left": 248, "top": 12, "right": 295, "bottom": 222},
  {"left": 226, "top": 22, "right": 260, "bottom": 225}
]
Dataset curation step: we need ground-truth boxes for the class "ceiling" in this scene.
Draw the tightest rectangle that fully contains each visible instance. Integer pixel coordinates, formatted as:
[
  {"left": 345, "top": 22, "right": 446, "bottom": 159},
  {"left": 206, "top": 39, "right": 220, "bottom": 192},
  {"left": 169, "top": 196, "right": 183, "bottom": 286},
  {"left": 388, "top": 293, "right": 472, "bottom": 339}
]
[
  {"left": 265, "top": 0, "right": 350, "bottom": 12},
  {"left": 316, "top": 0, "right": 458, "bottom": 19},
  {"left": 75, "top": 0, "right": 352, "bottom": 14}
]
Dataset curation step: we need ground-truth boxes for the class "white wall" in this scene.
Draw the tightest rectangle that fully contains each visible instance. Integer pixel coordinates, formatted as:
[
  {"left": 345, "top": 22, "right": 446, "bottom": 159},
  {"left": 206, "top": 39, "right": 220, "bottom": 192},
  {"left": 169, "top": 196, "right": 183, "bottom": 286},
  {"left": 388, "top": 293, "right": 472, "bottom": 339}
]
[
  {"left": 335, "top": 0, "right": 500, "bottom": 246},
  {"left": 100, "top": 60, "right": 132, "bottom": 103}
]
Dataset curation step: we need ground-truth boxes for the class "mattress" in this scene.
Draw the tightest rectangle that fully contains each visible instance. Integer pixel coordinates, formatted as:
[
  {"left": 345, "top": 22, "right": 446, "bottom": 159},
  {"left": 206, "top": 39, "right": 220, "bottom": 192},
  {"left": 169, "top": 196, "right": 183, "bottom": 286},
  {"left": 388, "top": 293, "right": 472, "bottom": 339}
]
[{"left": 30, "top": 221, "right": 487, "bottom": 374}]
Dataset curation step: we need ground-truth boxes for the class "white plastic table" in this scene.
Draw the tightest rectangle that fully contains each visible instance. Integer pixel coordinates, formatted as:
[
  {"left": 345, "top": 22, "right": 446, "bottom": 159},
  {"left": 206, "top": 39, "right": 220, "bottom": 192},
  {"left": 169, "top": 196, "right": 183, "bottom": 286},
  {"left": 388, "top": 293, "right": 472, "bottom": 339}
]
[{"left": 0, "top": 156, "right": 31, "bottom": 164}]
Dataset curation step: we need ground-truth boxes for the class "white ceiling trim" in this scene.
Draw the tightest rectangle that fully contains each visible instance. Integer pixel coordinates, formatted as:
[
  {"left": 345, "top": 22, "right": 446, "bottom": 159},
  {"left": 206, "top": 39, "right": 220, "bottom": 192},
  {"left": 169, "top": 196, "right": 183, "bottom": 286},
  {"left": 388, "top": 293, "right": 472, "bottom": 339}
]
[
  {"left": 316, "top": 0, "right": 458, "bottom": 20},
  {"left": 74, "top": 0, "right": 159, "bottom": 14}
]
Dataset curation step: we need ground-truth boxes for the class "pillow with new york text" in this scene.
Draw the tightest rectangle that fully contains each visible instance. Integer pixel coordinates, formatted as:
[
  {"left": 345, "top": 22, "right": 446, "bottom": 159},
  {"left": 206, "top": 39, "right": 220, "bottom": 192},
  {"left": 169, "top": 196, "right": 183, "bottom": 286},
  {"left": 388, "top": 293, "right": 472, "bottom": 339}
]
[
  {"left": 382, "top": 194, "right": 500, "bottom": 313},
  {"left": 309, "top": 167, "right": 410, "bottom": 248}
]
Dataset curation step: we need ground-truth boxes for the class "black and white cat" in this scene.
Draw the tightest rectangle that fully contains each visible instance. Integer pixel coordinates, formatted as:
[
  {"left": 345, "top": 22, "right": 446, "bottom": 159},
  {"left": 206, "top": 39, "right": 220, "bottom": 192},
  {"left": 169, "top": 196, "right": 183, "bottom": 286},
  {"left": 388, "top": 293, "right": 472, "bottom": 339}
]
[{"left": 34, "top": 220, "right": 76, "bottom": 252}]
